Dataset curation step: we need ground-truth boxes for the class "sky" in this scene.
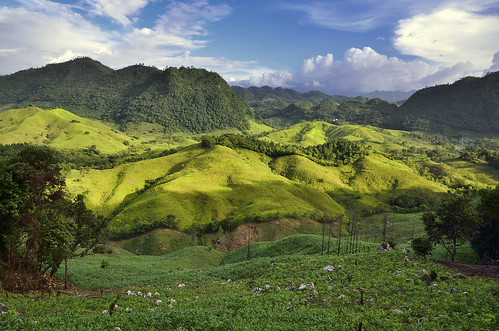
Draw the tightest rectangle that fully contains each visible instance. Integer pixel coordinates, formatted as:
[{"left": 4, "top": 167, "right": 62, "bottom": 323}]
[{"left": 1, "top": 0, "right": 499, "bottom": 95}]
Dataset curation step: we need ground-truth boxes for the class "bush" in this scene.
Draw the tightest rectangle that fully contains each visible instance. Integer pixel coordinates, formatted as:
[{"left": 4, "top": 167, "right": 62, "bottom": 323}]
[{"left": 411, "top": 236, "right": 433, "bottom": 257}]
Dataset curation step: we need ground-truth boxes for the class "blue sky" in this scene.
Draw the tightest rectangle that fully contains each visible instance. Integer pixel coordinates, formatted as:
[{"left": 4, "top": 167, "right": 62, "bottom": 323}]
[{"left": 1, "top": 0, "right": 499, "bottom": 95}]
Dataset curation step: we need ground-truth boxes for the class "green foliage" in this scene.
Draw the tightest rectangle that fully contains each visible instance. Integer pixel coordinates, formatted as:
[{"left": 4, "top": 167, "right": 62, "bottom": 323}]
[
  {"left": 204, "top": 133, "right": 370, "bottom": 166},
  {"left": 0, "top": 145, "right": 106, "bottom": 291},
  {"left": 1, "top": 250, "right": 497, "bottom": 330},
  {"left": 411, "top": 236, "right": 433, "bottom": 257},
  {"left": 423, "top": 195, "right": 482, "bottom": 261},
  {"left": 389, "top": 194, "right": 429, "bottom": 213},
  {"left": 109, "top": 215, "right": 180, "bottom": 240},
  {"left": 0, "top": 58, "right": 251, "bottom": 133},
  {"left": 398, "top": 72, "right": 499, "bottom": 133},
  {"left": 472, "top": 185, "right": 499, "bottom": 260}
]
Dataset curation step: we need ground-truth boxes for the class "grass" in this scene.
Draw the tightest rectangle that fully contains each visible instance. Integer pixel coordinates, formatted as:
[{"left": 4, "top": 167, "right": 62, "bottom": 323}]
[
  {"left": 110, "top": 229, "right": 192, "bottom": 256},
  {"left": 56, "top": 246, "right": 225, "bottom": 290},
  {"left": 262, "top": 121, "right": 432, "bottom": 151},
  {"left": 69, "top": 145, "right": 344, "bottom": 235},
  {"left": 0, "top": 243, "right": 496, "bottom": 330},
  {"left": 0, "top": 107, "right": 136, "bottom": 154}
]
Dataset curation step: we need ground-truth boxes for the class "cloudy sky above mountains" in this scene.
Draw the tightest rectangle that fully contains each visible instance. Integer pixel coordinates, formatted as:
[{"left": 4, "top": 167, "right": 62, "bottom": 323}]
[{"left": 1, "top": 0, "right": 498, "bottom": 95}]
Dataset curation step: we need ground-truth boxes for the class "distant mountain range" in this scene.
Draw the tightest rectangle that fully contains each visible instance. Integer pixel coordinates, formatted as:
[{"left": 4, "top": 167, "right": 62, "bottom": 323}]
[
  {"left": 232, "top": 73, "right": 499, "bottom": 134},
  {"left": 0, "top": 58, "right": 497, "bottom": 135}
]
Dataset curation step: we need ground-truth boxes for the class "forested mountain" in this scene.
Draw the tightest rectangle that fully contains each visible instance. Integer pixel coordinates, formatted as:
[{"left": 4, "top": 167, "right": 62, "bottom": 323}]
[
  {"left": 232, "top": 73, "right": 499, "bottom": 135},
  {"left": 0, "top": 58, "right": 251, "bottom": 133},
  {"left": 397, "top": 72, "right": 499, "bottom": 133}
]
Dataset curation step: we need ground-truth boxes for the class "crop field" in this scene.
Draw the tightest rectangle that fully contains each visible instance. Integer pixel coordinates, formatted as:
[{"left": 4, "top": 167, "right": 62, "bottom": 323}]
[{"left": 0, "top": 240, "right": 497, "bottom": 330}]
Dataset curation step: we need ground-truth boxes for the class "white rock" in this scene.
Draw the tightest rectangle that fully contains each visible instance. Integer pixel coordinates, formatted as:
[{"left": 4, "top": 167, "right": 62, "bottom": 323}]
[{"left": 323, "top": 265, "right": 335, "bottom": 272}]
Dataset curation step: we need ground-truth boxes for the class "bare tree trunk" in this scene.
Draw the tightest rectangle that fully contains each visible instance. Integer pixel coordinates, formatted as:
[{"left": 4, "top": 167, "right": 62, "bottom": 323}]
[
  {"left": 64, "top": 258, "right": 68, "bottom": 290},
  {"left": 337, "top": 215, "right": 342, "bottom": 255},
  {"left": 321, "top": 222, "right": 325, "bottom": 255}
]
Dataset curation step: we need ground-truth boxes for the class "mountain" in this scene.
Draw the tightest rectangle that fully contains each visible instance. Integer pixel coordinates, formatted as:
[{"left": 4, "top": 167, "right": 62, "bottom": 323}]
[
  {"left": 0, "top": 57, "right": 251, "bottom": 133},
  {"left": 231, "top": 85, "right": 362, "bottom": 105},
  {"left": 398, "top": 72, "right": 499, "bottom": 133}
]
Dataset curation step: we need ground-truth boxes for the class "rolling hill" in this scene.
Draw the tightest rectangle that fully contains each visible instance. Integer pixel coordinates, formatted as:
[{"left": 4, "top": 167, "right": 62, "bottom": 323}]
[
  {"left": 65, "top": 135, "right": 477, "bottom": 239},
  {"left": 0, "top": 106, "right": 134, "bottom": 153}
]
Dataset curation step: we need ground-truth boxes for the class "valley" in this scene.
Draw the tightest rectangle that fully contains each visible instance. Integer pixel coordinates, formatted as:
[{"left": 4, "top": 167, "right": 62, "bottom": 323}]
[{"left": 0, "top": 60, "right": 497, "bottom": 330}]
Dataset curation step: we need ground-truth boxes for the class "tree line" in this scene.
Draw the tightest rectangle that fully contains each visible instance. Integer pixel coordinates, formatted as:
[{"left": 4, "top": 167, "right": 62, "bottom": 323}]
[{"left": 201, "top": 133, "right": 370, "bottom": 166}]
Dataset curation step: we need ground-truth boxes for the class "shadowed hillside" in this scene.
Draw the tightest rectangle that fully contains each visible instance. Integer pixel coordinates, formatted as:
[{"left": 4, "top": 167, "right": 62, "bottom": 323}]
[{"left": 398, "top": 72, "right": 499, "bottom": 133}]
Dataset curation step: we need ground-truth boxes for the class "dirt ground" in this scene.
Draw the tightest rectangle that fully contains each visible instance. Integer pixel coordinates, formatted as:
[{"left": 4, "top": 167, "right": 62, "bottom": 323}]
[{"left": 434, "top": 259, "right": 499, "bottom": 279}]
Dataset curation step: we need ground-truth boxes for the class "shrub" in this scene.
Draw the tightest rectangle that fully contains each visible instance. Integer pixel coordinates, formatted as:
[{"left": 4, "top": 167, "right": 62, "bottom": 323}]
[{"left": 411, "top": 236, "right": 433, "bottom": 257}]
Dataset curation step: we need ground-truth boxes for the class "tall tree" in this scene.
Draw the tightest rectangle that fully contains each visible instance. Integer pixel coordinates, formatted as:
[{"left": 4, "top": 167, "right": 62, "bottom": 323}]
[
  {"left": 0, "top": 145, "right": 106, "bottom": 291},
  {"left": 472, "top": 185, "right": 499, "bottom": 260},
  {"left": 423, "top": 195, "right": 481, "bottom": 261}
]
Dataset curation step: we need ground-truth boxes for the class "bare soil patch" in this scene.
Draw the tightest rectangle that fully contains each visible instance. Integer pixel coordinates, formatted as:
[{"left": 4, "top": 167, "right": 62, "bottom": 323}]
[{"left": 434, "top": 259, "right": 499, "bottom": 279}]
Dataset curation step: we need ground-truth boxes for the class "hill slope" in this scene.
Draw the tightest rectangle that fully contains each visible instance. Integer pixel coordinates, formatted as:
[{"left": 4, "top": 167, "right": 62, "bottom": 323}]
[
  {"left": 0, "top": 58, "right": 251, "bottom": 133},
  {"left": 65, "top": 137, "right": 461, "bottom": 238},
  {"left": 398, "top": 72, "right": 499, "bottom": 133},
  {"left": 0, "top": 107, "right": 134, "bottom": 153}
]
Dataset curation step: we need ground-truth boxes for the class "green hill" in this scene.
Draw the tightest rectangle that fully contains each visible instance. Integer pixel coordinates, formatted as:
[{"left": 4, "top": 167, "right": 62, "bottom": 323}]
[
  {"left": 262, "top": 121, "right": 428, "bottom": 151},
  {"left": 66, "top": 145, "right": 345, "bottom": 237},
  {"left": 0, "top": 106, "right": 134, "bottom": 153},
  {"left": 0, "top": 57, "right": 251, "bottom": 133},
  {"left": 398, "top": 72, "right": 499, "bottom": 133},
  {"left": 66, "top": 137, "right": 462, "bottom": 238}
]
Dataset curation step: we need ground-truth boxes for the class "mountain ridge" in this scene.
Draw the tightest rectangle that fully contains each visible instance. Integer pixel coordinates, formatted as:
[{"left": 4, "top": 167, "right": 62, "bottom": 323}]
[{"left": 0, "top": 57, "right": 251, "bottom": 133}]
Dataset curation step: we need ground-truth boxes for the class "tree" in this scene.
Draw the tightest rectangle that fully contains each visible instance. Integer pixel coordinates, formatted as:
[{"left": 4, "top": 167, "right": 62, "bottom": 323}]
[
  {"left": 422, "top": 195, "right": 481, "bottom": 261},
  {"left": 0, "top": 145, "right": 106, "bottom": 291},
  {"left": 472, "top": 186, "right": 499, "bottom": 260}
]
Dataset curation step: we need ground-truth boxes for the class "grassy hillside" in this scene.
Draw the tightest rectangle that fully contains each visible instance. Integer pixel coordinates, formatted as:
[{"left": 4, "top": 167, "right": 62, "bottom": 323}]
[
  {"left": 263, "top": 121, "right": 429, "bottom": 151},
  {"left": 67, "top": 145, "right": 345, "bottom": 237},
  {"left": 1, "top": 242, "right": 496, "bottom": 329},
  {"left": 66, "top": 138, "right": 465, "bottom": 240},
  {"left": 0, "top": 107, "right": 134, "bottom": 153}
]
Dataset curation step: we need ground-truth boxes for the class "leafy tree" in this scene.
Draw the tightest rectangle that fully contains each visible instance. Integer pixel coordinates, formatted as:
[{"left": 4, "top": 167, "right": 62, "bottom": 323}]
[
  {"left": 472, "top": 186, "right": 499, "bottom": 260},
  {"left": 0, "top": 145, "right": 106, "bottom": 291},
  {"left": 422, "top": 195, "right": 481, "bottom": 261}
]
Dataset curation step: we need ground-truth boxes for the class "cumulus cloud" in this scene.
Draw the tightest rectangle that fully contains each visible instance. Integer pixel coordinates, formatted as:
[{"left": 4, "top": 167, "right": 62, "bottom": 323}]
[
  {"left": 0, "top": 0, "right": 241, "bottom": 75},
  {"left": 484, "top": 51, "right": 499, "bottom": 74},
  {"left": 85, "top": 0, "right": 149, "bottom": 25},
  {"left": 0, "top": 3, "right": 113, "bottom": 73},
  {"left": 394, "top": 7, "right": 499, "bottom": 69},
  {"left": 234, "top": 47, "right": 476, "bottom": 94}
]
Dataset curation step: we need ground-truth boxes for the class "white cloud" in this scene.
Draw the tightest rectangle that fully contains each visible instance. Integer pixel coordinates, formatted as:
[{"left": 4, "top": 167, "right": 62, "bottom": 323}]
[
  {"left": 0, "top": 0, "right": 240, "bottom": 75},
  {"left": 85, "top": 0, "right": 149, "bottom": 25},
  {"left": 281, "top": 0, "right": 499, "bottom": 33},
  {"left": 0, "top": 3, "right": 113, "bottom": 73},
  {"left": 485, "top": 51, "right": 499, "bottom": 73},
  {"left": 157, "top": 0, "right": 231, "bottom": 37},
  {"left": 233, "top": 47, "right": 477, "bottom": 94},
  {"left": 394, "top": 7, "right": 499, "bottom": 69}
]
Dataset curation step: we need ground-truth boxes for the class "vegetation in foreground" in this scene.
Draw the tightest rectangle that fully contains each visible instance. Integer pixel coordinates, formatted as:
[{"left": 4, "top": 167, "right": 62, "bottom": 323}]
[{"left": 0, "top": 243, "right": 497, "bottom": 330}]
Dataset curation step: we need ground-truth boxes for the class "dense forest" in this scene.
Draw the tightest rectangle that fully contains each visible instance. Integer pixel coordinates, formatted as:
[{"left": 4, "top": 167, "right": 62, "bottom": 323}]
[{"left": 0, "top": 58, "right": 251, "bottom": 133}]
